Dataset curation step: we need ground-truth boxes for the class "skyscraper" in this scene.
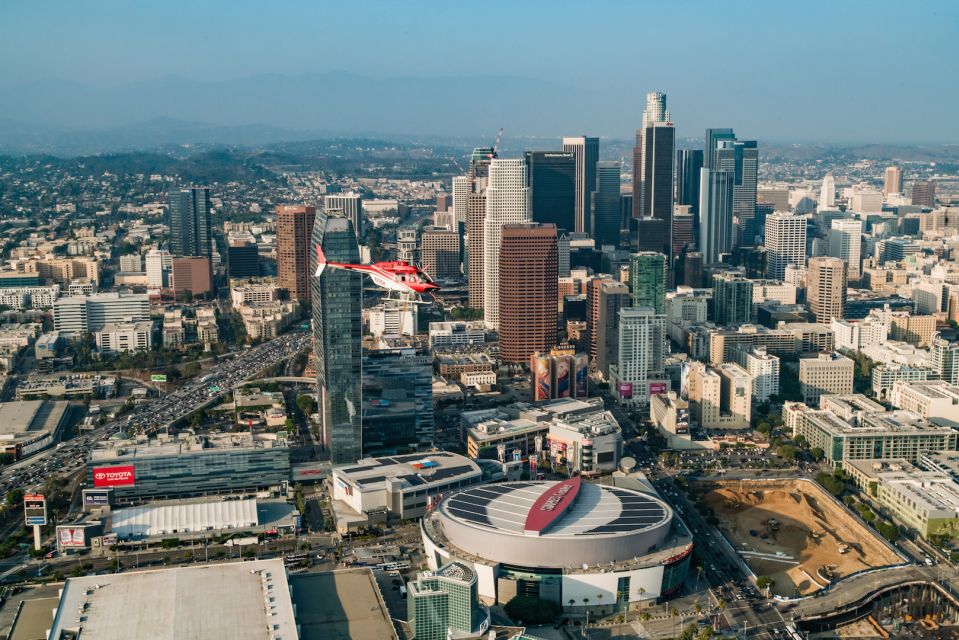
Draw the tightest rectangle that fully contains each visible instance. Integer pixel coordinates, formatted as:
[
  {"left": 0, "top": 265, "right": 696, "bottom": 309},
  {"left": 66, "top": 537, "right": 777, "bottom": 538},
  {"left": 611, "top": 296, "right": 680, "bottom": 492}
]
[
  {"left": 642, "top": 124, "right": 676, "bottom": 258},
  {"left": 562, "top": 136, "right": 599, "bottom": 235},
  {"left": 421, "top": 226, "right": 460, "bottom": 281},
  {"left": 699, "top": 168, "right": 734, "bottom": 264},
  {"left": 764, "top": 212, "right": 808, "bottom": 280},
  {"left": 499, "top": 224, "right": 557, "bottom": 363},
  {"left": 703, "top": 128, "right": 736, "bottom": 170},
  {"left": 525, "top": 151, "right": 575, "bottom": 231},
  {"left": 676, "top": 149, "right": 704, "bottom": 218},
  {"left": 483, "top": 159, "right": 530, "bottom": 327},
  {"left": 807, "top": 256, "right": 848, "bottom": 323},
  {"left": 591, "top": 161, "right": 622, "bottom": 247},
  {"left": 588, "top": 277, "right": 631, "bottom": 378},
  {"left": 932, "top": 336, "right": 959, "bottom": 386},
  {"left": 820, "top": 174, "right": 837, "bottom": 209},
  {"left": 311, "top": 211, "right": 363, "bottom": 464},
  {"left": 167, "top": 188, "right": 212, "bottom": 257},
  {"left": 715, "top": 139, "right": 759, "bottom": 244},
  {"left": 630, "top": 252, "right": 667, "bottom": 314},
  {"left": 324, "top": 192, "right": 364, "bottom": 238},
  {"left": 912, "top": 180, "right": 936, "bottom": 208},
  {"left": 609, "top": 307, "right": 668, "bottom": 407},
  {"left": 672, "top": 206, "right": 695, "bottom": 258},
  {"left": 466, "top": 148, "right": 494, "bottom": 308},
  {"left": 275, "top": 204, "right": 316, "bottom": 303},
  {"left": 828, "top": 218, "right": 863, "bottom": 282},
  {"left": 451, "top": 175, "right": 470, "bottom": 225},
  {"left": 712, "top": 272, "right": 754, "bottom": 326},
  {"left": 633, "top": 92, "right": 670, "bottom": 218},
  {"left": 883, "top": 166, "right": 903, "bottom": 197}
]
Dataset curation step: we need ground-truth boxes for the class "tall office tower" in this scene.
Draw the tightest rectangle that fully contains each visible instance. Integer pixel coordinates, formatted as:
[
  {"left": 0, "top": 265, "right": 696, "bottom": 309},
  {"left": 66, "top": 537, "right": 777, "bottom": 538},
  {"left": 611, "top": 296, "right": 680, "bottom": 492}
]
[
  {"left": 820, "top": 174, "right": 837, "bottom": 208},
  {"left": 912, "top": 180, "right": 937, "bottom": 208},
  {"left": 167, "top": 188, "right": 212, "bottom": 257},
  {"left": 712, "top": 272, "right": 754, "bottom": 325},
  {"left": 630, "top": 252, "right": 667, "bottom": 314},
  {"left": 465, "top": 147, "right": 494, "bottom": 308},
  {"left": 525, "top": 151, "right": 575, "bottom": 232},
  {"left": 420, "top": 226, "right": 460, "bottom": 281},
  {"left": 932, "top": 336, "right": 959, "bottom": 385},
  {"left": 311, "top": 212, "right": 363, "bottom": 464},
  {"left": 715, "top": 139, "right": 759, "bottom": 244},
  {"left": 676, "top": 149, "right": 704, "bottom": 217},
  {"left": 764, "top": 212, "right": 808, "bottom": 280},
  {"left": 324, "top": 192, "right": 364, "bottom": 239},
  {"left": 633, "top": 91, "right": 670, "bottom": 218},
  {"left": 562, "top": 136, "right": 599, "bottom": 235},
  {"left": 275, "top": 205, "right": 316, "bottom": 303},
  {"left": 807, "top": 256, "right": 848, "bottom": 323},
  {"left": 698, "top": 168, "right": 734, "bottom": 264},
  {"left": 683, "top": 251, "right": 704, "bottom": 288},
  {"left": 703, "top": 128, "right": 736, "bottom": 170},
  {"left": 884, "top": 166, "right": 903, "bottom": 197},
  {"left": 828, "top": 218, "right": 863, "bottom": 282},
  {"left": 610, "top": 307, "right": 668, "bottom": 407},
  {"left": 435, "top": 192, "right": 452, "bottom": 212},
  {"left": 362, "top": 348, "right": 434, "bottom": 452},
  {"left": 452, "top": 175, "right": 470, "bottom": 224},
  {"left": 672, "top": 205, "right": 695, "bottom": 258},
  {"left": 227, "top": 240, "right": 260, "bottom": 278},
  {"left": 642, "top": 124, "right": 676, "bottom": 258},
  {"left": 591, "top": 161, "right": 622, "bottom": 247},
  {"left": 630, "top": 217, "right": 667, "bottom": 253},
  {"left": 499, "top": 224, "right": 557, "bottom": 363},
  {"left": 482, "top": 159, "right": 531, "bottom": 327},
  {"left": 145, "top": 249, "right": 172, "bottom": 288},
  {"left": 587, "top": 276, "right": 629, "bottom": 373}
]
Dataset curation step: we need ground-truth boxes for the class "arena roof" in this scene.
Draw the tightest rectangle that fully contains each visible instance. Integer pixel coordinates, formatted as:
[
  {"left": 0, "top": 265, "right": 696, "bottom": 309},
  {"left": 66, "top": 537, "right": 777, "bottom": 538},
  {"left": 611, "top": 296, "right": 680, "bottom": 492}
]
[
  {"left": 48, "top": 559, "right": 297, "bottom": 640},
  {"left": 442, "top": 480, "right": 669, "bottom": 538}
]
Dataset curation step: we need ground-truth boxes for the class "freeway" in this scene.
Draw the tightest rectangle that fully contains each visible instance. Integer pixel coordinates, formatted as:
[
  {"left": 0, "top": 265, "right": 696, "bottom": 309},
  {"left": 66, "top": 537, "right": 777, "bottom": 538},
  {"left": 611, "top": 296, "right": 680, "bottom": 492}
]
[{"left": 0, "top": 329, "right": 312, "bottom": 500}]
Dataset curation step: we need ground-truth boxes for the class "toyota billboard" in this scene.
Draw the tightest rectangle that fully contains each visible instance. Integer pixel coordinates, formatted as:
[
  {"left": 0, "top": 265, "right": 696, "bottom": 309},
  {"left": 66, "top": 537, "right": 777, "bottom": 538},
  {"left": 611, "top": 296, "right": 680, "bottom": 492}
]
[{"left": 93, "top": 465, "right": 135, "bottom": 487}]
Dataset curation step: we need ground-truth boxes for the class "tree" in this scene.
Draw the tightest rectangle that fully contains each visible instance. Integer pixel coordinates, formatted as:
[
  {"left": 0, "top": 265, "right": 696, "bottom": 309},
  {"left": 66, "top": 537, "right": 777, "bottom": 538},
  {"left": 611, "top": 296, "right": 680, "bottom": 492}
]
[
  {"left": 756, "top": 576, "right": 774, "bottom": 590},
  {"left": 877, "top": 522, "right": 899, "bottom": 542},
  {"left": 296, "top": 395, "right": 316, "bottom": 415},
  {"left": 5, "top": 488, "right": 23, "bottom": 507},
  {"left": 503, "top": 595, "right": 560, "bottom": 625},
  {"left": 809, "top": 447, "right": 825, "bottom": 462}
]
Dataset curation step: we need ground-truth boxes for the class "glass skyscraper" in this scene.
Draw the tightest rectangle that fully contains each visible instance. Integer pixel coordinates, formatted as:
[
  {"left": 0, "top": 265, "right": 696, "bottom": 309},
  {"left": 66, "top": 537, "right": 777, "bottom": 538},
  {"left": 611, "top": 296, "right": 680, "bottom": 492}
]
[
  {"left": 630, "top": 251, "right": 667, "bottom": 314},
  {"left": 591, "top": 161, "right": 622, "bottom": 248},
  {"left": 167, "top": 188, "right": 212, "bottom": 257},
  {"left": 526, "top": 151, "right": 575, "bottom": 232},
  {"left": 311, "top": 211, "right": 363, "bottom": 464},
  {"left": 408, "top": 562, "right": 487, "bottom": 640}
]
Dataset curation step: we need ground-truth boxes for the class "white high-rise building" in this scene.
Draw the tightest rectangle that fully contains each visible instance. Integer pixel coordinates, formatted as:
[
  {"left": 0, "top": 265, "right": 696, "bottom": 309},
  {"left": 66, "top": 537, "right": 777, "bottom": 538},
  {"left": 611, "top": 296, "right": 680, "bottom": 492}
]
[
  {"left": 53, "top": 292, "right": 151, "bottom": 337},
  {"left": 764, "top": 212, "right": 808, "bottom": 280},
  {"left": 609, "top": 307, "right": 668, "bottom": 407},
  {"left": 642, "top": 92, "right": 669, "bottom": 128},
  {"left": 820, "top": 174, "right": 836, "bottom": 209},
  {"left": 451, "top": 175, "right": 470, "bottom": 225},
  {"left": 482, "top": 159, "right": 530, "bottom": 327},
  {"left": 145, "top": 249, "right": 172, "bottom": 288},
  {"left": 828, "top": 218, "right": 863, "bottom": 281}
]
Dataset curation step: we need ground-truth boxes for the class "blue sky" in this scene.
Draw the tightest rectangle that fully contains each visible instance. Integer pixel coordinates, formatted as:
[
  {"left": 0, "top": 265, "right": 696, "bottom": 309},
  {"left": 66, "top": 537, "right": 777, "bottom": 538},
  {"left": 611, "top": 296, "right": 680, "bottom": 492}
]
[{"left": 3, "top": 0, "right": 958, "bottom": 142}]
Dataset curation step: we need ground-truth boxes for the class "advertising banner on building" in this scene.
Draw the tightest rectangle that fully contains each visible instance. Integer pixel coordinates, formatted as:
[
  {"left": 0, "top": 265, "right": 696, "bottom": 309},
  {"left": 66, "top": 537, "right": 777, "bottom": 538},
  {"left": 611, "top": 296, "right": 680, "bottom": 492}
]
[
  {"left": 93, "top": 465, "right": 135, "bottom": 487},
  {"left": 532, "top": 355, "right": 552, "bottom": 401},
  {"left": 617, "top": 382, "right": 634, "bottom": 399},
  {"left": 151, "top": 374, "right": 167, "bottom": 382},
  {"left": 554, "top": 357, "right": 571, "bottom": 398},
  {"left": 574, "top": 354, "right": 588, "bottom": 398},
  {"left": 57, "top": 526, "right": 88, "bottom": 548},
  {"left": 82, "top": 489, "right": 113, "bottom": 508},
  {"left": 649, "top": 382, "right": 668, "bottom": 396}
]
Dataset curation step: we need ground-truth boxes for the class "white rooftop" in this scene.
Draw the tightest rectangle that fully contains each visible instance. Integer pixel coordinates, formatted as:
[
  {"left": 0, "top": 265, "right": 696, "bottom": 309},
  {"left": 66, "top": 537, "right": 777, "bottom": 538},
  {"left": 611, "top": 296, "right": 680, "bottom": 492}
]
[{"left": 48, "top": 559, "right": 297, "bottom": 640}]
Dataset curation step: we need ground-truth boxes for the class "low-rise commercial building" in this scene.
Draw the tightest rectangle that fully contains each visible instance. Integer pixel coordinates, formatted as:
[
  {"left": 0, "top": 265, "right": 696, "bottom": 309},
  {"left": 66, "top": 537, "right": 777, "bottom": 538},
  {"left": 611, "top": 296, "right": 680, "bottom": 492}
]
[
  {"left": 94, "top": 321, "right": 153, "bottom": 353},
  {"left": 16, "top": 373, "right": 116, "bottom": 400},
  {"left": 428, "top": 321, "right": 491, "bottom": 349},
  {"left": 872, "top": 363, "right": 939, "bottom": 400},
  {"left": 890, "top": 380, "right": 959, "bottom": 420}
]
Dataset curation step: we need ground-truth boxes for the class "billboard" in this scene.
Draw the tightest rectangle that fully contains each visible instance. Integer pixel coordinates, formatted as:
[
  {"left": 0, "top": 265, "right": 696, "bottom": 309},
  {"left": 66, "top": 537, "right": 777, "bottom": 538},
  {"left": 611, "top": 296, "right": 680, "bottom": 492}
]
[
  {"left": 151, "top": 374, "right": 167, "bottom": 382},
  {"left": 617, "top": 382, "right": 634, "bottom": 399},
  {"left": 532, "top": 355, "right": 552, "bottom": 401},
  {"left": 82, "top": 488, "right": 113, "bottom": 508},
  {"left": 93, "top": 465, "right": 135, "bottom": 487},
  {"left": 649, "top": 382, "right": 668, "bottom": 396},
  {"left": 57, "top": 526, "right": 89, "bottom": 549},
  {"left": 554, "top": 357, "right": 571, "bottom": 398},
  {"left": 574, "top": 354, "right": 588, "bottom": 398},
  {"left": 24, "top": 493, "right": 47, "bottom": 526}
]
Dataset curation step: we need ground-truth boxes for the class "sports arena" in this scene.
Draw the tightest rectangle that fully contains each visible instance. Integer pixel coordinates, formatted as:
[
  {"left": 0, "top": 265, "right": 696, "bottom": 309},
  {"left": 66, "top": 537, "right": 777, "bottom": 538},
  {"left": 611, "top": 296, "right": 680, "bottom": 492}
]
[{"left": 421, "top": 477, "right": 693, "bottom": 611}]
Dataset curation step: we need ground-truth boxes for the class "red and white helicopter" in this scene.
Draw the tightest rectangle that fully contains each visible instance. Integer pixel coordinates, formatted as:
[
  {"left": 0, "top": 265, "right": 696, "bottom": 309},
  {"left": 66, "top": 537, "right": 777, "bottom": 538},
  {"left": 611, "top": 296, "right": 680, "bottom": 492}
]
[{"left": 315, "top": 245, "right": 439, "bottom": 302}]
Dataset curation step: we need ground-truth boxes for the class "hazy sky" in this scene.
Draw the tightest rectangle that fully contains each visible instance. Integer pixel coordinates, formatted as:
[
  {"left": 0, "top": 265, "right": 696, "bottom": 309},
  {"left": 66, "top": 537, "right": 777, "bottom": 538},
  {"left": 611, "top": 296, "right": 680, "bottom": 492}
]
[{"left": 3, "top": 0, "right": 958, "bottom": 142}]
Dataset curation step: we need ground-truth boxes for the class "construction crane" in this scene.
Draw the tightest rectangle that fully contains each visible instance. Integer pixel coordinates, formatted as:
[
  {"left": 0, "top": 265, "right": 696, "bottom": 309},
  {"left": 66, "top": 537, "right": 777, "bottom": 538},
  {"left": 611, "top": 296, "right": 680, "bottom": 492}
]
[{"left": 492, "top": 127, "right": 504, "bottom": 157}]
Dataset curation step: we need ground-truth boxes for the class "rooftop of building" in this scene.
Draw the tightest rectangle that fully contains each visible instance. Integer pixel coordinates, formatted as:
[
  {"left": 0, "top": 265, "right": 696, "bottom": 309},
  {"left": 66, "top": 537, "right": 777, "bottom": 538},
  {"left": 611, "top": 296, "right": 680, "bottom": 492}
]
[
  {"left": 893, "top": 380, "right": 959, "bottom": 400},
  {"left": 97, "top": 320, "right": 154, "bottom": 332},
  {"left": 90, "top": 431, "right": 288, "bottom": 461},
  {"left": 111, "top": 497, "right": 296, "bottom": 540},
  {"left": 845, "top": 458, "right": 959, "bottom": 516},
  {"left": 333, "top": 451, "right": 482, "bottom": 494},
  {"left": 466, "top": 397, "right": 607, "bottom": 439},
  {"left": 820, "top": 394, "right": 886, "bottom": 415},
  {"left": 290, "top": 569, "right": 399, "bottom": 640},
  {"left": 48, "top": 559, "right": 297, "bottom": 640}
]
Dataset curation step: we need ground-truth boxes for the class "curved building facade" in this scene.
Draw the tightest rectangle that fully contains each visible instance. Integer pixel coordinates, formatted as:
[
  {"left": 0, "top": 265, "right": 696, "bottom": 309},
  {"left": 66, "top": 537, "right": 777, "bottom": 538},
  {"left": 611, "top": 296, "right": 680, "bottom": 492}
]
[{"left": 421, "top": 477, "right": 692, "bottom": 611}]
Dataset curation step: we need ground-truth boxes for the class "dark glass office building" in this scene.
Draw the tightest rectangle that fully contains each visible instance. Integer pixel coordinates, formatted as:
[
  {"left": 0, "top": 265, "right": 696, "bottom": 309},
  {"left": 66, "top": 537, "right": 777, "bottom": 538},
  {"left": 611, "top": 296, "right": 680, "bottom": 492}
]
[
  {"left": 362, "top": 348, "right": 434, "bottom": 454},
  {"left": 167, "top": 188, "right": 212, "bottom": 257},
  {"left": 591, "top": 161, "right": 622, "bottom": 248},
  {"left": 642, "top": 124, "right": 675, "bottom": 259},
  {"left": 311, "top": 212, "right": 363, "bottom": 464},
  {"left": 227, "top": 241, "right": 260, "bottom": 278},
  {"left": 526, "top": 151, "right": 576, "bottom": 232},
  {"left": 676, "top": 149, "right": 704, "bottom": 217}
]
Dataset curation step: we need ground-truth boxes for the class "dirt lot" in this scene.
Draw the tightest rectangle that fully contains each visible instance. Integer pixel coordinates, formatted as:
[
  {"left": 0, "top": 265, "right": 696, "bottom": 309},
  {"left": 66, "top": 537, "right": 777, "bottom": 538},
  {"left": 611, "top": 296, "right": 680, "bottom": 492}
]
[{"left": 698, "top": 479, "right": 902, "bottom": 597}]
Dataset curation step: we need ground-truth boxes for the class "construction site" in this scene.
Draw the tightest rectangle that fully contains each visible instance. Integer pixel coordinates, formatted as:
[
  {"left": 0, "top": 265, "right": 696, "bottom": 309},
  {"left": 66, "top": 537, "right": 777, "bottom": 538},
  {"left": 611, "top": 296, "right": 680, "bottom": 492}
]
[{"left": 697, "top": 478, "right": 903, "bottom": 597}]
